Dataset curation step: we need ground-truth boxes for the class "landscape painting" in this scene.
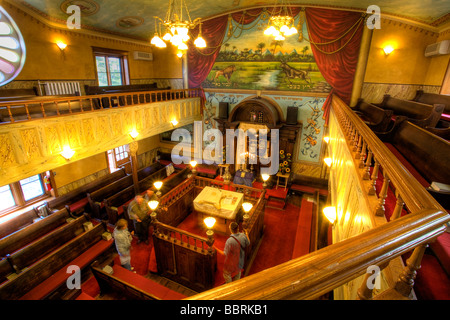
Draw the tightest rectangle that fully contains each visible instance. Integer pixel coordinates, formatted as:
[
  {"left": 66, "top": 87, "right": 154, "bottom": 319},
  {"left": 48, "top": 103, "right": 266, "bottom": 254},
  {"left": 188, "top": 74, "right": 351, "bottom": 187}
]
[{"left": 202, "top": 16, "right": 331, "bottom": 93}]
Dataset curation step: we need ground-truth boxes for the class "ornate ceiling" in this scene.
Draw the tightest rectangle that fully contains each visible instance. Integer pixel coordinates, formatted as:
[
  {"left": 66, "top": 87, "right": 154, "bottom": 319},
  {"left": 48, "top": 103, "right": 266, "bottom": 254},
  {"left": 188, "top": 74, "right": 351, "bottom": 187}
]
[{"left": 8, "top": 0, "right": 450, "bottom": 41}]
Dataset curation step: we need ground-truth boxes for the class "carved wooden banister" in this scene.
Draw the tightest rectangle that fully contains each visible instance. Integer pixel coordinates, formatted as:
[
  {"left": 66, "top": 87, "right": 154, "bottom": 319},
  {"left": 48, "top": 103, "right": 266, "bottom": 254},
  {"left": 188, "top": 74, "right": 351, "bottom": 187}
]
[
  {"left": 0, "top": 88, "right": 203, "bottom": 124},
  {"left": 332, "top": 96, "right": 446, "bottom": 214},
  {"left": 187, "top": 208, "right": 449, "bottom": 300}
]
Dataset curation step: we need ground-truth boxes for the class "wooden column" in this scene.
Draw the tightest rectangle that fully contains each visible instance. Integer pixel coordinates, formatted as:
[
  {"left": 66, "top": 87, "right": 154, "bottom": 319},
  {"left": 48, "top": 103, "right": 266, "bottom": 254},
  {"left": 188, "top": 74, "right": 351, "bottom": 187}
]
[{"left": 129, "top": 140, "right": 139, "bottom": 194}]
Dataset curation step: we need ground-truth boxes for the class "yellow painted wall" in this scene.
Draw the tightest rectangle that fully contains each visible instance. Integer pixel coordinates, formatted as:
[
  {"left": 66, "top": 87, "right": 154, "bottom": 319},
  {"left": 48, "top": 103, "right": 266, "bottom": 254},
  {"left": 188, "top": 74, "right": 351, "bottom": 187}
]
[
  {"left": 137, "top": 134, "right": 161, "bottom": 155},
  {"left": 53, "top": 153, "right": 108, "bottom": 187},
  {"left": 5, "top": 2, "right": 182, "bottom": 81},
  {"left": 424, "top": 31, "right": 450, "bottom": 86},
  {"left": 364, "top": 20, "right": 439, "bottom": 85}
]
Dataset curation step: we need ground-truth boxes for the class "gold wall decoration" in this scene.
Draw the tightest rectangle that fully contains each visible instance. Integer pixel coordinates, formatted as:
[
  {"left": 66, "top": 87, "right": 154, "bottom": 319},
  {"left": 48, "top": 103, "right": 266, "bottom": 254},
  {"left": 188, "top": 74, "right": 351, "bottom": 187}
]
[{"left": 0, "top": 98, "right": 202, "bottom": 186}]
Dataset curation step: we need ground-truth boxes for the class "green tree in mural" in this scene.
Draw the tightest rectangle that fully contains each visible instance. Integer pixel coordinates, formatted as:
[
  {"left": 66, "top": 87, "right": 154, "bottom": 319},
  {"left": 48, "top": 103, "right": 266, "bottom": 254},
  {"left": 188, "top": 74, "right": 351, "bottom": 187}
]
[
  {"left": 302, "top": 46, "right": 309, "bottom": 57},
  {"left": 270, "top": 40, "right": 284, "bottom": 56},
  {"left": 257, "top": 42, "right": 266, "bottom": 57}
]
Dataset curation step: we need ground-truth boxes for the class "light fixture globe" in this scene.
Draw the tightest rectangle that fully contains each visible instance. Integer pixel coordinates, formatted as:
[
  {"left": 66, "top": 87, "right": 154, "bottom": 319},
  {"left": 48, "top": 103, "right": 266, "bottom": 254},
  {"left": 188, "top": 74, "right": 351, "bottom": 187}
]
[
  {"left": 148, "top": 200, "right": 159, "bottom": 210},
  {"left": 204, "top": 216, "right": 216, "bottom": 229},
  {"left": 242, "top": 202, "right": 253, "bottom": 213},
  {"left": 323, "top": 206, "right": 337, "bottom": 224}
]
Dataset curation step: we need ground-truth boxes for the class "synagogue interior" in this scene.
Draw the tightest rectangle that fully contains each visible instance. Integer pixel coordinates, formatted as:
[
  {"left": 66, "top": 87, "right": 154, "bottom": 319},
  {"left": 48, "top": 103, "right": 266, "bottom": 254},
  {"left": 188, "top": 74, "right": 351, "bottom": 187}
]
[{"left": 0, "top": 0, "right": 449, "bottom": 303}]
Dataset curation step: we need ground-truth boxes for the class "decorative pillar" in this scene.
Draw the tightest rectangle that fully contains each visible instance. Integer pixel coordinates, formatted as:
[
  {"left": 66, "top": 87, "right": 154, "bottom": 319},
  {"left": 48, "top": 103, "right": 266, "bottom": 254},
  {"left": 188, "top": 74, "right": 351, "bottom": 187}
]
[
  {"left": 350, "top": 21, "right": 374, "bottom": 107},
  {"left": 129, "top": 140, "right": 139, "bottom": 194}
]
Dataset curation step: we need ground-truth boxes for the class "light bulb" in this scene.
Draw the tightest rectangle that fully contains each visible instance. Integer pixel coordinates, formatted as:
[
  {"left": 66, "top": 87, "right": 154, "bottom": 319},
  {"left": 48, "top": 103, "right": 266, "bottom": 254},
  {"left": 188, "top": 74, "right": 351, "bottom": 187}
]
[
  {"left": 163, "top": 32, "right": 172, "bottom": 41},
  {"left": 261, "top": 174, "right": 270, "bottom": 181},
  {"left": 61, "top": 146, "right": 75, "bottom": 160},
  {"left": 280, "top": 25, "right": 289, "bottom": 34},
  {"left": 129, "top": 129, "right": 139, "bottom": 139},
  {"left": 194, "top": 36, "right": 206, "bottom": 48},
  {"left": 178, "top": 42, "right": 188, "bottom": 50},
  {"left": 190, "top": 160, "right": 197, "bottom": 168},
  {"left": 264, "top": 26, "right": 276, "bottom": 36},
  {"left": 324, "top": 157, "right": 332, "bottom": 167}
]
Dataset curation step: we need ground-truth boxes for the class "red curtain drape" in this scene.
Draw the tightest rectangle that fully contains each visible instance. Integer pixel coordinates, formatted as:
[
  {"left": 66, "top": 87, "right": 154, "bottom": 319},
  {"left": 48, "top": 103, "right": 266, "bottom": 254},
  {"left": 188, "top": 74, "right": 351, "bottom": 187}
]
[
  {"left": 187, "top": 15, "right": 229, "bottom": 89},
  {"left": 305, "top": 8, "right": 364, "bottom": 123}
]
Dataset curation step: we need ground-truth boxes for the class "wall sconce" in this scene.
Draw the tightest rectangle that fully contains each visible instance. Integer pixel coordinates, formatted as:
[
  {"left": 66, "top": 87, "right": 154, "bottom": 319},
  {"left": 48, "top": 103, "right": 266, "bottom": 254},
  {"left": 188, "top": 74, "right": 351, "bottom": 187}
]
[
  {"left": 323, "top": 206, "right": 337, "bottom": 225},
  {"left": 323, "top": 136, "right": 330, "bottom": 143},
  {"left": 171, "top": 119, "right": 178, "bottom": 126},
  {"left": 261, "top": 174, "right": 270, "bottom": 188},
  {"left": 153, "top": 181, "right": 163, "bottom": 197},
  {"left": 242, "top": 202, "right": 253, "bottom": 217},
  {"left": 129, "top": 129, "right": 139, "bottom": 139},
  {"left": 56, "top": 41, "right": 67, "bottom": 51},
  {"left": 60, "top": 146, "right": 75, "bottom": 161},
  {"left": 383, "top": 45, "right": 394, "bottom": 56},
  {"left": 204, "top": 217, "right": 216, "bottom": 253},
  {"left": 324, "top": 157, "right": 332, "bottom": 167}
]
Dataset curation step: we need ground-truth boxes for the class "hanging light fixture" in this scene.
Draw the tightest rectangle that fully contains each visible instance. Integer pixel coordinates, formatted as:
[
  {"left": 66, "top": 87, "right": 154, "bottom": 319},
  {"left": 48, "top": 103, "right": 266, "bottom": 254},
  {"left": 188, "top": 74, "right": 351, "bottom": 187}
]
[
  {"left": 264, "top": 0, "right": 298, "bottom": 40},
  {"left": 152, "top": 0, "right": 205, "bottom": 54}
]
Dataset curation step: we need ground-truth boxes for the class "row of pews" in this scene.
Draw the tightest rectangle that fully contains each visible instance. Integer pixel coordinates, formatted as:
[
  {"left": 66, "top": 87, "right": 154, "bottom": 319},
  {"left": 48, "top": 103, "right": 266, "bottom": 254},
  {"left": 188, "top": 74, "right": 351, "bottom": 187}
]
[
  {"left": 352, "top": 90, "right": 450, "bottom": 300},
  {"left": 0, "top": 160, "right": 191, "bottom": 299}
]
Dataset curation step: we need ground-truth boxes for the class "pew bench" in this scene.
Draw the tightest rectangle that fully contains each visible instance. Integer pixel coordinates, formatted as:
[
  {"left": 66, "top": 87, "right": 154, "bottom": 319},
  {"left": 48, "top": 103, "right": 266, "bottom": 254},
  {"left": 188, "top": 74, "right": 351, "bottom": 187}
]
[
  {"left": 376, "top": 94, "right": 444, "bottom": 128},
  {"left": 0, "top": 208, "right": 40, "bottom": 239},
  {"left": 3, "top": 215, "right": 89, "bottom": 281},
  {"left": 353, "top": 99, "right": 394, "bottom": 132},
  {"left": 87, "top": 174, "right": 134, "bottom": 219},
  {"left": 413, "top": 90, "right": 450, "bottom": 116},
  {"left": 104, "top": 185, "right": 136, "bottom": 226},
  {"left": 8, "top": 223, "right": 114, "bottom": 300},
  {"left": 48, "top": 168, "right": 127, "bottom": 216},
  {"left": 0, "top": 208, "right": 70, "bottom": 258},
  {"left": 91, "top": 263, "right": 186, "bottom": 300}
]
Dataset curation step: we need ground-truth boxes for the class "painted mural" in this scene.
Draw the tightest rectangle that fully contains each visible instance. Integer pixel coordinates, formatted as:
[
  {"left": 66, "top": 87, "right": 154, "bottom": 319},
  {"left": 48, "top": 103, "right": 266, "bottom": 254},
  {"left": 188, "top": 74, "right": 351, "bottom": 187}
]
[
  {"left": 204, "top": 91, "right": 326, "bottom": 164},
  {"left": 201, "top": 15, "right": 331, "bottom": 94}
]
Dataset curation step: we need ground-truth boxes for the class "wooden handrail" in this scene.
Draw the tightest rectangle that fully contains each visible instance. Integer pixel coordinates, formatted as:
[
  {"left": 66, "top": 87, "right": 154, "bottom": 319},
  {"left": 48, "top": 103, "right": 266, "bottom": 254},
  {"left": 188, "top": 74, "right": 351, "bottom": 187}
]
[
  {"left": 0, "top": 88, "right": 204, "bottom": 124},
  {"left": 187, "top": 208, "right": 449, "bottom": 300},
  {"left": 332, "top": 95, "right": 445, "bottom": 213}
]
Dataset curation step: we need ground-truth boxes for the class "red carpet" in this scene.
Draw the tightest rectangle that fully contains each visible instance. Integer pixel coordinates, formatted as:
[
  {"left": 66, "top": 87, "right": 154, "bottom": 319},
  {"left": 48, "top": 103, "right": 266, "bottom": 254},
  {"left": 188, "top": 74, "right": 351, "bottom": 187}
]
[{"left": 248, "top": 203, "right": 300, "bottom": 275}]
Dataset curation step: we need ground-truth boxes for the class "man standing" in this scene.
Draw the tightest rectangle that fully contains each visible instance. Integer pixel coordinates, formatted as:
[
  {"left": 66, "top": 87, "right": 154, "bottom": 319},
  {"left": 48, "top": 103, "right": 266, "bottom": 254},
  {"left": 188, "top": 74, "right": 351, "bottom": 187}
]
[
  {"left": 128, "top": 195, "right": 151, "bottom": 244},
  {"left": 221, "top": 222, "right": 250, "bottom": 283}
]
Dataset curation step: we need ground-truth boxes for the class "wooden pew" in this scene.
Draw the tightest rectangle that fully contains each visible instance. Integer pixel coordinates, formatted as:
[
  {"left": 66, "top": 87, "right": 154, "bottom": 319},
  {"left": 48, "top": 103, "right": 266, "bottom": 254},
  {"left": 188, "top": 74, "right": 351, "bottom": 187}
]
[
  {"left": 353, "top": 99, "right": 394, "bottom": 132},
  {"left": 0, "top": 258, "right": 13, "bottom": 285},
  {"left": 87, "top": 174, "right": 134, "bottom": 219},
  {"left": 379, "top": 119, "right": 450, "bottom": 208},
  {"left": 5, "top": 215, "right": 88, "bottom": 278},
  {"left": 138, "top": 164, "right": 172, "bottom": 192},
  {"left": 0, "top": 208, "right": 40, "bottom": 239},
  {"left": 48, "top": 168, "right": 127, "bottom": 215},
  {"left": 0, "top": 208, "right": 70, "bottom": 257},
  {"left": 137, "top": 162, "right": 164, "bottom": 181},
  {"left": 413, "top": 90, "right": 450, "bottom": 115},
  {"left": 376, "top": 94, "right": 444, "bottom": 128},
  {"left": 103, "top": 185, "right": 136, "bottom": 226},
  {"left": 90, "top": 262, "right": 186, "bottom": 300},
  {"left": 0, "top": 222, "right": 113, "bottom": 300},
  {"left": 425, "top": 126, "right": 450, "bottom": 141}
]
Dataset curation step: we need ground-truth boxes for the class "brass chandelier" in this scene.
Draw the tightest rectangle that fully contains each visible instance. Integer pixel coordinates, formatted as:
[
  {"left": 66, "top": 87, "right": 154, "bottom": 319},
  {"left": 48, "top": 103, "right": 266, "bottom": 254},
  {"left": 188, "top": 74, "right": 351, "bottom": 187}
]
[
  {"left": 264, "top": 0, "right": 297, "bottom": 40},
  {"left": 151, "top": 0, "right": 206, "bottom": 55}
]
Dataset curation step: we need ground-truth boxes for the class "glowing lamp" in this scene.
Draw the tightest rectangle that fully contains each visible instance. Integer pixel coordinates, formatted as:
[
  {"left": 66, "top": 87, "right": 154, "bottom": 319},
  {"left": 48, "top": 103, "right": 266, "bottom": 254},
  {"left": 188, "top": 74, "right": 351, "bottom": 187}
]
[
  {"left": 129, "top": 129, "right": 139, "bottom": 139},
  {"left": 323, "top": 206, "right": 337, "bottom": 224},
  {"left": 323, "top": 136, "right": 330, "bottom": 143},
  {"left": 383, "top": 45, "right": 394, "bottom": 56},
  {"left": 153, "top": 181, "right": 163, "bottom": 190},
  {"left": 56, "top": 41, "right": 67, "bottom": 50},
  {"left": 171, "top": 119, "right": 178, "bottom": 126},
  {"left": 242, "top": 202, "right": 253, "bottom": 213},
  {"left": 148, "top": 200, "right": 159, "bottom": 210},
  {"left": 60, "top": 146, "right": 75, "bottom": 160},
  {"left": 194, "top": 36, "right": 206, "bottom": 48},
  {"left": 261, "top": 174, "right": 270, "bottom": 182},
  {"left": 324, "top": 157, "right": 332, "bottom": 167},
  {"left": 204, "top": 217, "right": 216, "bottom": 229}
]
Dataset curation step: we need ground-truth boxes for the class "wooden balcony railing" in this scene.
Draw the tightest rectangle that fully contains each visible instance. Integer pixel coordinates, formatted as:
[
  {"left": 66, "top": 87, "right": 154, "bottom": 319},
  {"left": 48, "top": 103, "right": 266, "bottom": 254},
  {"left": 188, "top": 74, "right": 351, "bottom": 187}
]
[
  {"left": 186, "top": 95, "right": 449, "bottom": 300},
  {"left": 0, "top": 88, "right": 204, "bottom": 124}
]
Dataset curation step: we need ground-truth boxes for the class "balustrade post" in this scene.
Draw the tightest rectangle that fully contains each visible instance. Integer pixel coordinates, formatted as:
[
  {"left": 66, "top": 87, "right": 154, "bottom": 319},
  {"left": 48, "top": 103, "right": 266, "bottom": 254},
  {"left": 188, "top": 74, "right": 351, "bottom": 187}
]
[
  {"left": 363, "top": 150, "right": 373, "bottom": 180},
  {"left": 394, "top": 244, "right": 428, "bottom": 298},
  {"left": 390, "top": 191, "right": 404, "bottom": 221},
  {"left": 375, "top": 171, "right": 390, "bottom": 216},
  {"left": 368, "top": 158, "right": 379, "bottom": 195},
  {"left": 359, "top": 141, "right": 366, "bottom": 168},
  {"left": 355, "top": 135, "right": 362, "bottom": 158},
  {"left": 353, "top": 132, "right": 359, "bottom": 152}
]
